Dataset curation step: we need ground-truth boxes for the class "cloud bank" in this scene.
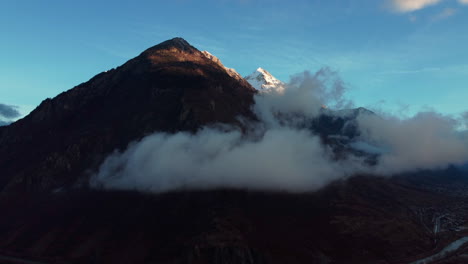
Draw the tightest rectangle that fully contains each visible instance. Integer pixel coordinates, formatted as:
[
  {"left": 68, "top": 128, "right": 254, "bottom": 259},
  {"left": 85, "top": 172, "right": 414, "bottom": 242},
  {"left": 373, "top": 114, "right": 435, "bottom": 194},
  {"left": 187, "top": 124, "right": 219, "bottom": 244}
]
[
  {"left": 92, "top": 68, "right": 468, "bottom": 194},
  {"left": 357, "top": 112, "right": 468, "bottom": 174},
  {"left": 91, "top": 128, "right": 360, "bottom": 193}
]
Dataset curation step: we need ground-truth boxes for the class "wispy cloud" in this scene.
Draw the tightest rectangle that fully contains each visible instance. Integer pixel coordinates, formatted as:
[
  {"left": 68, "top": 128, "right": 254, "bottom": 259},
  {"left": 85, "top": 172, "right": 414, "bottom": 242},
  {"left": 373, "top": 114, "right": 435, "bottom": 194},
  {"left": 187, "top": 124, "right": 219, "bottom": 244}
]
[
  {"left": 388, "top": 0, "right": 468, "bottom": 13},
  {"left": 432, "top": 7, "right": 457, "bottom": 20},
  {"left": 389, "top": 0, "right": 443, "bottom": 13},
  {"left": 378, "top": 67, "right": 441, "bottom": 75}
]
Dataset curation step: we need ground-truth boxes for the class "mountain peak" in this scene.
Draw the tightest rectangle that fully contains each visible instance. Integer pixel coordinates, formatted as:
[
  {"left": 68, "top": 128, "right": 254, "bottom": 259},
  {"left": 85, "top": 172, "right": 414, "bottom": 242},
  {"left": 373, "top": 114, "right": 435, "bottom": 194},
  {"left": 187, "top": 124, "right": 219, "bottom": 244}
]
[
  {"left": 245, "top": 67, "right": 285, "bottom": 92},
  {"left": 139, "top": 37, "right": 198, "bottom": 59},
  {"left": 330, "top": 107, "right": 374, "bottom": 119},
  {"left": 149, "top": 37, "right": 194, "bottom": 51}
]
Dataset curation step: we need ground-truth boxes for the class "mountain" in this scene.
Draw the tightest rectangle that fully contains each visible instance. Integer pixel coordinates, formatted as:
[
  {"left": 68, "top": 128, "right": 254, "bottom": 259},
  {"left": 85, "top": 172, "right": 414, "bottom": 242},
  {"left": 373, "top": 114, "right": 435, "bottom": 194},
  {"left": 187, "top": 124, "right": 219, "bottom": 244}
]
[
  {"left": 245, "top": 67, "right": 285, "bottom": 92},
  {"left": 1, "top": 38, "right": 468, "bottom": 264},
  {"left": 0, "top": 37, "right": 256, "bottom": 192},
  {"left": 242, "top": 68, "right": 371, "bottom": 153},
  {"left": 332, "top": 107, "right": 374, "bottom": 119}
]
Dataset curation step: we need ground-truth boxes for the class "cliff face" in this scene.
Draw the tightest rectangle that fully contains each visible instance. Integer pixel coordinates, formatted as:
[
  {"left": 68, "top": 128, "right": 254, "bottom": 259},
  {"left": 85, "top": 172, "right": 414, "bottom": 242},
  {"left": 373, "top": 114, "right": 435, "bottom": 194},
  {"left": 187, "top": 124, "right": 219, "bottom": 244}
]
[{"left": 0, "top": 38, "right": 256, "bottom": 192}]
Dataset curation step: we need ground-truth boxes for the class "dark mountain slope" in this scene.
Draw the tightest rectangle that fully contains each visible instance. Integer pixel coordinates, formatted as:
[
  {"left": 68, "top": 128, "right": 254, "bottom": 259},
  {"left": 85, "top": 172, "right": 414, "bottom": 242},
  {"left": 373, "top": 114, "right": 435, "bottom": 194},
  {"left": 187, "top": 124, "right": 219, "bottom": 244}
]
[
  {"left": 0, "top": 38, "right": 256, "bottom": 192},
  {"left": 0, "top": 176, "right": 451, "bottom": 264}
]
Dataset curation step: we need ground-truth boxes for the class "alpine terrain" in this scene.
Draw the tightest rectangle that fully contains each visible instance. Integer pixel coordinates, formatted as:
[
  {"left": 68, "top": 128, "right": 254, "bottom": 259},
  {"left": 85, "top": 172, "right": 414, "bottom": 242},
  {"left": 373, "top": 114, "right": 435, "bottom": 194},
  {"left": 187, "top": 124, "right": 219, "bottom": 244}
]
[{"left": 1, "top": 38, "right": 468, "bottom": 264}]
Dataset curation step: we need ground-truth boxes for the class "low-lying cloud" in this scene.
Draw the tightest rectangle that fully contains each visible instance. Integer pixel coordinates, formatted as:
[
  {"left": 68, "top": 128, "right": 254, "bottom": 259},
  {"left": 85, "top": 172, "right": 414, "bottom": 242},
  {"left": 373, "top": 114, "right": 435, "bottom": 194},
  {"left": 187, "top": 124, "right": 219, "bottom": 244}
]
[
  {"left": 92, "top": 68, "right": 468, "bottom": 193},
  {"left": 92, "top": 127, "right": 362, "bottom": 193},
  {"left": 357, "top": 112, "right": 468, "bottom": 174}
]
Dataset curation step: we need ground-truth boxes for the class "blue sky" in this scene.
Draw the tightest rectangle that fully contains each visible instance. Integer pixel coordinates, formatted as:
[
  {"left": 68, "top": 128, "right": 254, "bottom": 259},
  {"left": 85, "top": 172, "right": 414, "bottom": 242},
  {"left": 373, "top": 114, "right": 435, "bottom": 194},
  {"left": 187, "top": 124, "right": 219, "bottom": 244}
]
[{"left": 1, "top": 0, "right": 468, "bottom": 121}]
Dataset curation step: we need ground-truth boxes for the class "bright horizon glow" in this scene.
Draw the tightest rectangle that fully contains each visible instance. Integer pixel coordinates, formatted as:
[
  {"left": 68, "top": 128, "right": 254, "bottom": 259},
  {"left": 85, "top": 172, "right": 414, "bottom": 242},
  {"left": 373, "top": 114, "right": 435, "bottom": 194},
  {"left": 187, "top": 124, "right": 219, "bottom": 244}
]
[{"left": 1, "top": 0, "right": 468, "bottom": 121}]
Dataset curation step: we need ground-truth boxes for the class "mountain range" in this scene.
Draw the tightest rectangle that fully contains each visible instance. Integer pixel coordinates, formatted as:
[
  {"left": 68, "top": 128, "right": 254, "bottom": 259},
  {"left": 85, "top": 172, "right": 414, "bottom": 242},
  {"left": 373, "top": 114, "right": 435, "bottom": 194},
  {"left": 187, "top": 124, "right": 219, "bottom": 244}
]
[{"left": 1, "top": 38, "right": 468, "bottom": 264}]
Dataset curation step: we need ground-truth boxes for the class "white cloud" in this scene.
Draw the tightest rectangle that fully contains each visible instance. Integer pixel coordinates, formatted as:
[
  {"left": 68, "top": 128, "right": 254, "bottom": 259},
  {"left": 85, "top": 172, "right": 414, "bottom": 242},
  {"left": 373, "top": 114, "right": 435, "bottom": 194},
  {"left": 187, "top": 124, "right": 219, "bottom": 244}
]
[
  {"left": 91, "top": 127, "right": 361, "bottom": 193},
  {"left": 357, "top": 112, "right": 468, "bottom": 174},
  {"left": 389, "top": 0, "right": 468, "bottom": 13},
  {"left": 91, "top": 67, "right": 468, "bottom": 194},
  {"left": 390, "top": 0, "right": 443, "bottom": 13}
]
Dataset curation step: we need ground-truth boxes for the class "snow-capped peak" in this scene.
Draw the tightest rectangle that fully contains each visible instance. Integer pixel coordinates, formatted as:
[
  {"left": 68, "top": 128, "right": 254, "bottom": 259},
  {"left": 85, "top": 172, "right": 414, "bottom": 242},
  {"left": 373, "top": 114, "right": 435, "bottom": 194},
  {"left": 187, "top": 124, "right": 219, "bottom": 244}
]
[{"left": 244, "top": 68, "right": 285, "bottom": 93}]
